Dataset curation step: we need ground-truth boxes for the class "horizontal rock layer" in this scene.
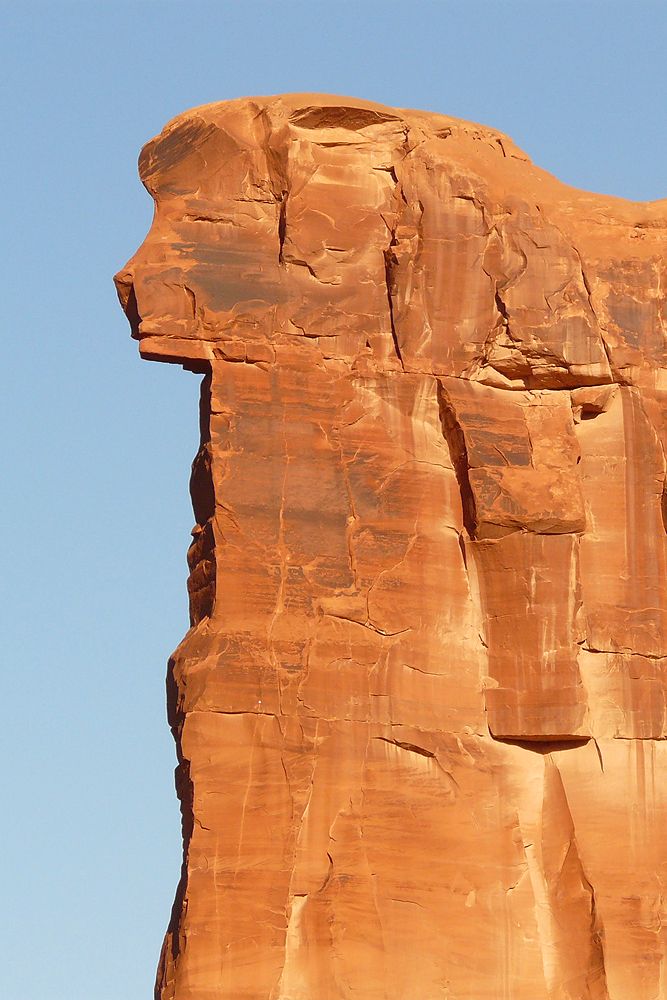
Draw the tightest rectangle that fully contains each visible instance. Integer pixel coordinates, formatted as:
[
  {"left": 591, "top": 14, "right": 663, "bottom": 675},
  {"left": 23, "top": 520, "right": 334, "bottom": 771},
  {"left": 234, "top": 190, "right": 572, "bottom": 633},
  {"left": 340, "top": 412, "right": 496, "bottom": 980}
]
[{"left": 116, "top": 94, "right": 667, "bottom": 999}]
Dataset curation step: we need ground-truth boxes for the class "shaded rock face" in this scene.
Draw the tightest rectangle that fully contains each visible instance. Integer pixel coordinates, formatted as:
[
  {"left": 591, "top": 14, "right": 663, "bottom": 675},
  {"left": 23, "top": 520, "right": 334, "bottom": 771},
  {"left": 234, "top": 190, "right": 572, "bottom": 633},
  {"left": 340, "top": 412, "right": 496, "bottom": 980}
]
[{"left": 115, "top": 95, "right": 667, "bottom": 1000}]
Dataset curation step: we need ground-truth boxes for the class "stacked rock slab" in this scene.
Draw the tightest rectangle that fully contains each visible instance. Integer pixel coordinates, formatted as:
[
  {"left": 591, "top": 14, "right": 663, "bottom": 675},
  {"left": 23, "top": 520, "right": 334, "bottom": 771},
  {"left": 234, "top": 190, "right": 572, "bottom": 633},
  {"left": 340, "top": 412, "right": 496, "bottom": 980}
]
[{"left": 115, "top": 94, "right": 667, "bottom": 1000}]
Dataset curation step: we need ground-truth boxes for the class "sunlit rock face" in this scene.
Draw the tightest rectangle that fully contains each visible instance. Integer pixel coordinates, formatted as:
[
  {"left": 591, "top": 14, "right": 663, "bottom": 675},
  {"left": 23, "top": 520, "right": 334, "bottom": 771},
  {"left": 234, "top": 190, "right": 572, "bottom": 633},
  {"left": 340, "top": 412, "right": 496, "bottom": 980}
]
[{"left": 115, "top": 94, "right": 667, "bottom": 1000}]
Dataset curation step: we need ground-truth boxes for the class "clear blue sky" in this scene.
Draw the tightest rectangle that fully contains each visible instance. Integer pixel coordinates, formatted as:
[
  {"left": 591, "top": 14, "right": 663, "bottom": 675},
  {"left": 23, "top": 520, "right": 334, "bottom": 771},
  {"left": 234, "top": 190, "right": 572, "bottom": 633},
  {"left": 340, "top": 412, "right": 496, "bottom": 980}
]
[{"left": 2, "top": 2, "right": 665, "bottom": 997}]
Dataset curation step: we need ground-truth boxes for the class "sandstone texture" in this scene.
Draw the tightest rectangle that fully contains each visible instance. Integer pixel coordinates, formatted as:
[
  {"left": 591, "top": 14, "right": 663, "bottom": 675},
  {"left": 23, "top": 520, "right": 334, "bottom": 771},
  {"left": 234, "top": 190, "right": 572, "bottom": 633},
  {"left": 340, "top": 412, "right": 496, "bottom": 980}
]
[{"left": 115, "top": 94, "right": 667, "bottom": 1000}]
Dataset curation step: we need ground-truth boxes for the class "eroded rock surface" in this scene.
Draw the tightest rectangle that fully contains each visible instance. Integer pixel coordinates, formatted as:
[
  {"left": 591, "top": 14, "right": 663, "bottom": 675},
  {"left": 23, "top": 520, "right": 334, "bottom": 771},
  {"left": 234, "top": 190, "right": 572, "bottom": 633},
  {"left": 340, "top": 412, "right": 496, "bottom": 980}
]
[{"left": 115, "top": 94, "right": 667, "bottom": 1000}]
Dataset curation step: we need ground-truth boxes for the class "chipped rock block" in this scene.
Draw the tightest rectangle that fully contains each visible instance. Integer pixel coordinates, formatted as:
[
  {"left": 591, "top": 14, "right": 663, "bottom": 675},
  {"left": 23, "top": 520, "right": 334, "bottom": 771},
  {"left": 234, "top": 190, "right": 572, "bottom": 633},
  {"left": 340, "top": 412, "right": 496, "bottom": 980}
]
[{"left": 115, "top": 94, "right": 667, "bottom": 1000}]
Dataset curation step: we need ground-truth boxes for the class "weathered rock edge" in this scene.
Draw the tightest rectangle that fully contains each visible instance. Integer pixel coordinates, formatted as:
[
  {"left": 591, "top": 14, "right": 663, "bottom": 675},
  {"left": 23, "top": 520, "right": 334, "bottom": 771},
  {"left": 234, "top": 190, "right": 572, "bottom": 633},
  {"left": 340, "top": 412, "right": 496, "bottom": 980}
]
[{"left": 116, "top": 94, "right": 667, "bottom": 1000}]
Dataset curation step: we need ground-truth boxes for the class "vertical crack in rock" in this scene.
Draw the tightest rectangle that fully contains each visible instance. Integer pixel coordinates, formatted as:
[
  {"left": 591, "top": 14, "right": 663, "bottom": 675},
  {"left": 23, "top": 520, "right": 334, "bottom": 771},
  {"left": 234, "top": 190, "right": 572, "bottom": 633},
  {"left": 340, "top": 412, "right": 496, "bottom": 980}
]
[
  {"left": 381, "top": 162, "right": 414, "bottom": 370},
  {"left": 574, "top": 249, "right": 598, "bottom": 322},
  {"left": 544, "top": 758, "right": 609, "bottom": 999},
  {"left": 278, "top": 194, "right": 287, "bottom": 265},
  {"left": 268, "top": 407, "right": 291, "bottom": 703},
  {"left": 436, "top": 380, "right": 477, "bottom": 538},
  {"left": 273, "top": 739, "right": 321, "bottom": 999},
  {"left": 383, "top": 232, "right": 404, "bottom": 369},
  {"left": 258, "top": 106, "right": 290, "bottom": 269},
  {"left": 457, "top": 531, "right": 469, "bottom": 572},
  {"left": 494, "top": 287, "right": 511, "bottom": 333},
  {"left": 183, "top": 284, "right": 197, "bottom": 320}
]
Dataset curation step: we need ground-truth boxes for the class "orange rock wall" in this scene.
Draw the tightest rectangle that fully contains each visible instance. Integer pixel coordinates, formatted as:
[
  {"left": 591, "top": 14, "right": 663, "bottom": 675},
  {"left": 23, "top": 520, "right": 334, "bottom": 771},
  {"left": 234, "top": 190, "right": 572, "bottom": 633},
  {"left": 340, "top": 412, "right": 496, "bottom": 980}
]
[{"left": 116, "top": 95, "right": 667, "bottom": 1000}]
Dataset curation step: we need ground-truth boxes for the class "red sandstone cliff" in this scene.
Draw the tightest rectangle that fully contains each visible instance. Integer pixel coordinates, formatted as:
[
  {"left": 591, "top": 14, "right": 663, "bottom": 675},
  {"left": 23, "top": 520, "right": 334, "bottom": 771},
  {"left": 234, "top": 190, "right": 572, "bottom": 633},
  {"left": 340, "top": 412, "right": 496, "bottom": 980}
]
[{"left": 115, "top": 94, "right": 667, "bottom": 1000}]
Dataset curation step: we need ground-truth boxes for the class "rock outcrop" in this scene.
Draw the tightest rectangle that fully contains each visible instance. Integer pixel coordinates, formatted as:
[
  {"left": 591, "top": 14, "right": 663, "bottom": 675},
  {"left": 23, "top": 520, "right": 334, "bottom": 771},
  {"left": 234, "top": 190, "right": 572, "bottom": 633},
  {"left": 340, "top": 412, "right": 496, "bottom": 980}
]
[{"left": 115, "top": 94, "right": 667, "bottom": 1000}]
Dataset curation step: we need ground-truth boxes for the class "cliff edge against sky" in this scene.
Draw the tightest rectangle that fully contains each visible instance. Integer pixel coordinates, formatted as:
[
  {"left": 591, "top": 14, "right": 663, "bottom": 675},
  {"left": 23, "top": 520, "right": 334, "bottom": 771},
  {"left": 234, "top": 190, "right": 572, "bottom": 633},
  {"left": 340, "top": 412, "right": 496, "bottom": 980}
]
[{"left": 115, "top": 94, "right": 667, "bottom": 1000}]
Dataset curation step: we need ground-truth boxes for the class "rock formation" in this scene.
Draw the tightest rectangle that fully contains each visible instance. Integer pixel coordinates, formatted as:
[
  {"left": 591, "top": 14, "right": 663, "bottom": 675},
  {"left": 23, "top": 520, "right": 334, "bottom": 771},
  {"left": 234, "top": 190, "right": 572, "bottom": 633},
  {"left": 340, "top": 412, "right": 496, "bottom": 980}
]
[{"left": 115, "top": 94, "right": 667, "bottom": 1000}]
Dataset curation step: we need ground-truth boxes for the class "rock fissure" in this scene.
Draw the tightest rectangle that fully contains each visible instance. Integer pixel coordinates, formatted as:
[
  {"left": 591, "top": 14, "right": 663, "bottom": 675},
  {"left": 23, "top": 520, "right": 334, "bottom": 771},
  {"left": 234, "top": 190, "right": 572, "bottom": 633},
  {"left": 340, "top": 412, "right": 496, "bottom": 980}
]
[{"left": 436, "top": 380, "right": 478, "bottom": 539}]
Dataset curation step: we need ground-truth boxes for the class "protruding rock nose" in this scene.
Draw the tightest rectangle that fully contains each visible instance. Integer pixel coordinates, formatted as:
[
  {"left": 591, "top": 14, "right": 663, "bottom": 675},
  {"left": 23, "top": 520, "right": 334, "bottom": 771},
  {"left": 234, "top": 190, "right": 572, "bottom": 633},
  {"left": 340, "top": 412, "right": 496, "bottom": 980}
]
[{"left": 113, "top": 266, "right": 142, "bottom": 340}]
